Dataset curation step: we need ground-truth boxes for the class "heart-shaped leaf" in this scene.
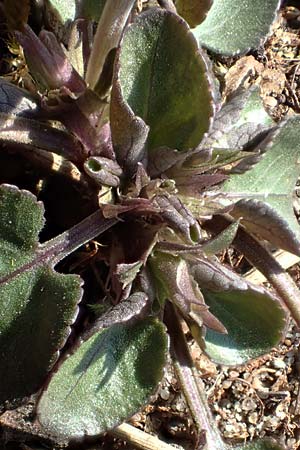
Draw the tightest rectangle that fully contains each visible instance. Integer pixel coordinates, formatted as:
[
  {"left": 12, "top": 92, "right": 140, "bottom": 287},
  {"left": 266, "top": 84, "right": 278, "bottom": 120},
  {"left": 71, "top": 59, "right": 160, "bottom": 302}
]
[
  {"left": 192, "top": 258, "right": 287, "bottom": 365},
  {"left": 221, "top": 116, "right": 300, "bottom": 255},
  {"left": 0, "top": 185, "right": 81, "bottom": 407},
  {"left": 111, "top": 7, "right": 214, "bottom": 161},
  {"left": 193, "top": 0, "right": 280, "bottom": 55},
  {"left": 37, "top": 318, "right": 168, "bottom": 439}
]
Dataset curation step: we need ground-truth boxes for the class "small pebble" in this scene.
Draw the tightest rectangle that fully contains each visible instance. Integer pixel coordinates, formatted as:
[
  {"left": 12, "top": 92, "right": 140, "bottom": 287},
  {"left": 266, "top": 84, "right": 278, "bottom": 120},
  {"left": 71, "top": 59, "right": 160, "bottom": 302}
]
[
  {"left": 241, "top": 397, "right": 257, "bottom": 411},
  {"left": 264, "top": 96, "right": 278, "bottom": 108},
  {"left": 222, "top": 380, "right": 232, "bottom": 389},
  {"left": 229, "top": 370, "right": 239, "bottom": 378},
  {"left": 159, "top": 387, "right": 170, "bottom": 401},
  {"left": 248, "top": 412, "right": 259, "bottom": 424},
  {"left": 272, "top": 358, "right": 286, "bottom": 369}
]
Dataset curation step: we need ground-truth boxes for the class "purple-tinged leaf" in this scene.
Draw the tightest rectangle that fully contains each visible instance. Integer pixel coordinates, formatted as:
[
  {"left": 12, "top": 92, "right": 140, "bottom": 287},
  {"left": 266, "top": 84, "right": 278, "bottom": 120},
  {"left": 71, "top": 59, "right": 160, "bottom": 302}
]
[
  {"left": 37, "top": 318, "right": 168, "bottom": 439},
  {"left": 154, "top": 194, "right": 201, "bottom": 243},
  {"left": 111, "top": 8, "right": 214, "bottom": 164},
  {"left": 204, "top": 87, "right": 274, "bottom": 154},
  {"left": 0, "top": 78, "right": 42, "bottom": 119},
  {"left": 147, "top": 146, "right": 187, "bottom": 178},
  {"left": 110, "top": 84, "right": 149, "bottom": 173},
  {"left": 174, "top": 172, "right": 227, "bottom": 198},
  {"left": 84, "top": 292, "right": 149, "bottom": 339},
  {"left": 222, "top": 116, "right": 300, "bottom": 255},
  {"left": 102, "top": 198, "right": 158, "bottom": 219},
  {"left": 150, "top": 252, "right": 226, "bottom": 333},
  {"left": 201, "top": 221, "right": 239, "bottom": 255},
  {"left": 0, "top": 79, "right": 87, "bottom": 164},
  {"left": 16, "top": 25, "right": 86, "bottom": 94},
  {"left": 192, "top": 258, "right": 287, "bottom": 365},
  {"left": 231, "top": 199, "right": 300, "bottom": 256}
]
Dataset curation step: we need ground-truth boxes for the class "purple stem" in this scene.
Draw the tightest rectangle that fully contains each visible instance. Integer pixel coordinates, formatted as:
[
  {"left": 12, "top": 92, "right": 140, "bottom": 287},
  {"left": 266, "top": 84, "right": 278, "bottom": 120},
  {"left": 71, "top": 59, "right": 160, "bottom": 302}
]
[
  {"left": 164, "top": 302, "right": 226, "bottom": 450},
  {"left": 0, "top": 210, "right": 117, "bottom": 286}
]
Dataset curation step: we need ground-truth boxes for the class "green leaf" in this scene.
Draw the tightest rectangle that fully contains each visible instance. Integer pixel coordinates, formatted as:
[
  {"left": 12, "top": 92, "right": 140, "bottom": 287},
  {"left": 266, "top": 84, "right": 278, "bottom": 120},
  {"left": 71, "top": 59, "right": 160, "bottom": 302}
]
[
  {"left": 235, "top": 439, "right": 286, "bottom": 450},
  {"left": 80, "top": 0, "right": 106, "bottom": 21},
  {"left": 0, "top": 185, "right": 81, "bottom": 406},
  {"left": 192, "top": 259, "right": 286, "bottom": 365},
  {"left": 45, "top": 0, "right": 77, "bottom": 25},
  {"left": 111, "top": 8, "right": 214, "bottom": 155},
  {"left": 221, "top": 117, "right": 300, "bottom": 255},
  {"left": 205, "top": 87, "right": 274, "bottom": 152},
  {"left": 37, "top": 318, "right": 168, "bottom": 439},
  {"left": 202, "top": 221, "right": 239, "bottom": 255},
  {"left": 44, "top": 0, "right": 106, "bottom": 24},
  {"left": 150, "top": 252, "right": 226, "bottom": 333},
  {"left": 175, "top": 0, "right": 213, "bottom": 27},
  {"left": 193, "top": 0, "right": 280, "bottom": 55}
]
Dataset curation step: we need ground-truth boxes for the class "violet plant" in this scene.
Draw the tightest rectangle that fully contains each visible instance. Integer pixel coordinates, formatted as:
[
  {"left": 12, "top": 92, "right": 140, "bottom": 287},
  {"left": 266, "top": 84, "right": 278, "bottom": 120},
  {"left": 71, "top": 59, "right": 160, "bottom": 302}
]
[{"left": 0, "top": 1, "right": 298, "bottom": 449}]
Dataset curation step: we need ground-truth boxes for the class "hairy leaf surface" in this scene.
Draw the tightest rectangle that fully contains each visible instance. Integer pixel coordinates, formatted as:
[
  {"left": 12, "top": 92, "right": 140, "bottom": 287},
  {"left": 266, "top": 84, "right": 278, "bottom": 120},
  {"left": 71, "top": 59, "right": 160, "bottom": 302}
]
[
  {"left": 235, "top": 439, "right": 286, "bottom": 450},
  {"left": 193, "top": 259, "right": 286, "bottom": 365},
  {"left": 0, "top": 185, "right": 81, "bottom": 406},
  {"left": 111, "top": 8, "right": 213, "bottom": 159},
  {"left": 193, "top": 0, "right": 280, "bottom": 55},
  {"left": 205, "top": 87, "right": 274, "bottom": 153},
  {"left": 38, "top": 318, "right": 168, "bottom": 439},
  {"left": 222, "top": 117, "right": 300, "bottom": 255}
]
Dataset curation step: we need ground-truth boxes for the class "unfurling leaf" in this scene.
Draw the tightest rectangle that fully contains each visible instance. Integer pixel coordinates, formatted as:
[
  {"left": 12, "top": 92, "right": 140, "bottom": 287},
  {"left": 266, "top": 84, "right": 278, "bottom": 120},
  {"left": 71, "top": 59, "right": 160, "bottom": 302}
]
[
  {"left": 16, "top": 25, "right": 86, "bottom": 93},
  {"left": 204, "top": 87, "right": 274, "bottom": 153},
  {"left": 202, "top": 221, "right": 239, "bottom": 255},
  {"left": 154, "top": 194, "right": 201, "bottom": 243},
  {"left": 37, "top": 318, "right": 168, "bottom": 439},
  {"left": 150, "top": 252, "right": 226, "bottom": 333},
  {"left": 84, "top": 156, "right": 122, "bottom": 187},
  {"left": 192, "top": 258, "right": 287, "bottom": 365}
]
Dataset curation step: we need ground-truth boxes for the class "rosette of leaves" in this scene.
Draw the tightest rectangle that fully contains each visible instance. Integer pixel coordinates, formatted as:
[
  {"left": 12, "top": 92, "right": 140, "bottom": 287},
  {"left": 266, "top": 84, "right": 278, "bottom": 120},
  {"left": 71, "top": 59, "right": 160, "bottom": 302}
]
[{"left": 0, "top": 1, "right": 298, "bottom": 449}]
